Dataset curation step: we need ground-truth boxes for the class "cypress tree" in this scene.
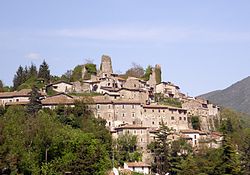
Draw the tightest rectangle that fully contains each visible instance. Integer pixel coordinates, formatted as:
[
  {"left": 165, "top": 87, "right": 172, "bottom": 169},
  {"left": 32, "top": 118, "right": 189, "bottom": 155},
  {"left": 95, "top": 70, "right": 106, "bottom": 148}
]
[
  {"left": 13, "top": 65, "right": 25, "bottom": 90},
  {"left": 28, "top": 63, "right": 38, "bottom": 79},
  {"left": 0, "top": 80, "right": 3, "bottom": 92},
  {"left": 149, "top": 121, "right": 172, "bottom": 175},
  {"left": 38, "top": 60, "right": 50, "bottom": 83},
  {"left": 217, "top": 136, "right": 242, "bottom": 175},
  {"left": 27, "top": 86, "right": 42, "bottom": 116}
]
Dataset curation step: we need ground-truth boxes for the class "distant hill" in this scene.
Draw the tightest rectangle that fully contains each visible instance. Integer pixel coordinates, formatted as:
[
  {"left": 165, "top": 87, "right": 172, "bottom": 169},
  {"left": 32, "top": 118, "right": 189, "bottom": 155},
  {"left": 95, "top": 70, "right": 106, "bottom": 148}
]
[{"left": 199, "top": 76, "right": 250, "bottom": 115}]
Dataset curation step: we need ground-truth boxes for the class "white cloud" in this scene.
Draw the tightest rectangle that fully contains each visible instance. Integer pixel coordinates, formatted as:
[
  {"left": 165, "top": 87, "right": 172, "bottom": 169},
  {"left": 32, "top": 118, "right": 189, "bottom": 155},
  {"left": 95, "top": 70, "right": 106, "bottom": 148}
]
[{"left": 25, "top": 52, "right": 41, "bottom": 60}]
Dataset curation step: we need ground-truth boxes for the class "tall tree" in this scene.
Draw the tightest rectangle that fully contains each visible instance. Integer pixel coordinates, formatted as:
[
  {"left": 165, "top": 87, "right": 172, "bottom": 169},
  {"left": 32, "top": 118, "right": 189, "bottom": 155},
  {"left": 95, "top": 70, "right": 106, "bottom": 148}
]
[
  {"left": 143, "top": 65, "right": 152, "bottom": 81},
  {"left": 240, "top": 129, "right": 250, "bottom": 174},
  {"left": 0, "top": 80, "right": 3, "bottom": 92},
  {"left": 27, "top": 86, "right": 42, "bottom": 116},
  {"left": 28, "top": 63, "right": 38, "bottom": 79},
  {"left": 215, "top": 136, "right": 242, "bottom": 175},
  {"left": 148, "top": 122, "right": 172, "bottom": 175},
  {"left": 38, "top": 60, "right": 50, "bottom": 83},
  {"left": 13, "top": 65, "right": 25, "bottom": 90}
]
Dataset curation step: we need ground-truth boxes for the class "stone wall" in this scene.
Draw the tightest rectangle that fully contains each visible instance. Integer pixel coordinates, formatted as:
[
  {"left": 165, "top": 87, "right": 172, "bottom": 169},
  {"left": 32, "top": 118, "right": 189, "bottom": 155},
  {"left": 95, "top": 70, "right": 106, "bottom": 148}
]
[{"left": 99, "top": 55, "right": 113, "bottom": 76}]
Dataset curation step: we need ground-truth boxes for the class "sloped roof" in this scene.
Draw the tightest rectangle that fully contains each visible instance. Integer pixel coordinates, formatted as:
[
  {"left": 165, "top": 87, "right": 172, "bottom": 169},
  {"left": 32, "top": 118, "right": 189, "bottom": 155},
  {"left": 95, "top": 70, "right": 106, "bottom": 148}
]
[
  {"left": 143, "top": 104, "right": 186, "bottom": 111},
  {"left": 125, "top": 162, "right": 151, "bottom": 167},
  {"left": 115, "top": 124, "right": 148, "bottom": 130},
  {"left": 41, "top": 93, "right": 74, "bottom": 105},
  {"left": 181, "top": 129, "right": 207, "bottom": 135},
  {"left": 0, "top": 89, "right": 32, "bottom": 98}
]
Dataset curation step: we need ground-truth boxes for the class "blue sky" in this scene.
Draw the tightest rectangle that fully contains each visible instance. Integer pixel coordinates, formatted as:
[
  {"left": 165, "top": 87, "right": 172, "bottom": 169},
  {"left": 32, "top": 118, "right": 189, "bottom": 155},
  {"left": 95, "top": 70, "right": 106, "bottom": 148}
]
[{"left": 1, "top": 0, "right": 250, "bottom": 96}]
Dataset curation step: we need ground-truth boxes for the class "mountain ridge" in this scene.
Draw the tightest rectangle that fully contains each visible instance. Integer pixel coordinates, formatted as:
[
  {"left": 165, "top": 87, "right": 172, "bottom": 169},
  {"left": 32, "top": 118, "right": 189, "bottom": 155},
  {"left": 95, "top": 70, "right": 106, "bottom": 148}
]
[{"left": 199, "top": 76, "right": 250, "bottom": 114}]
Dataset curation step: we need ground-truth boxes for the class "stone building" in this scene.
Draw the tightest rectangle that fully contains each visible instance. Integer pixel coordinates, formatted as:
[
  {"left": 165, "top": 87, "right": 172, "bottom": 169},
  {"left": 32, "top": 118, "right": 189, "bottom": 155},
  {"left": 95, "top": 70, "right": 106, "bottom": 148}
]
[
  {"left": 156, "top": 81, "right": 181, "bottom": 98},
  {"left": 46, "top": 81, "right": 73, "bottom": 93},
  {"left": 98, "top": 55, "right": 113, "bottom": 78},
  {"left": 182, "top": 98, "right": 220, "bottom": 131}
]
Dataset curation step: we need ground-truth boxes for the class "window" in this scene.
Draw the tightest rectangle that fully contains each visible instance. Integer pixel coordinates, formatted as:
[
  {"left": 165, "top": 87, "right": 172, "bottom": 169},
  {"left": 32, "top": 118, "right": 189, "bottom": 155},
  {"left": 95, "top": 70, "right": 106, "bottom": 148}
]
[
  {"left": 152, "top": 109, "right": 154, "bottom": 112},
  {"left": 134, "top": 84, "right": 136, "bottom": 87},
  {"left": 141, "top": 138, "right": 143, "bottom": 142},
  {"left": 16, "top": 99, "right": 19, "bottom": 102},
  {"left": 163, "top": 110, "right": 165, "bottom": 112},
  {"left": 109, "top": 122, "right": 111, "bottom": 126},
  {"left": 171, "top": 116, "right": 175, "bottom": 120},
  {"left": 134, "top": 130, "right": 136, "bottom": 134},
  {"left": 152, "top": 121, "right": 155, "bottom": 125},
  {"left": 144, "top": 109, "right": 146, "bottom": 112},
  {"left": 179, "top": 117, "right": 182, "bottom": 120},
  {"left": 158, "top": 109, "right": 161, "bottom": 113},
  {"left": 97, "top": 104, "right": 100, "bottom": 109},
  {"left": 132, "top": 113, "right": 135, "bottom": 117},
  {"left": 108, "top": 105, "right": 111, "bottom": 109},
  {"left": 194, "top": 135, "right": 197, "bottom": 139},
  {"left": 122, "top": 113, "right": 125, "bottom": 117},
  {"left": 122, "top": 105, "right": 125, "bottom": 109},
  {"left": 132, "top": 105, "right": 135, "bottom": 109},
  {"left": 133, "top": 121, "right": 136, "bottom": 124},
  {"left": 184, "top": 117, "right": 186, "bottom": 121}
]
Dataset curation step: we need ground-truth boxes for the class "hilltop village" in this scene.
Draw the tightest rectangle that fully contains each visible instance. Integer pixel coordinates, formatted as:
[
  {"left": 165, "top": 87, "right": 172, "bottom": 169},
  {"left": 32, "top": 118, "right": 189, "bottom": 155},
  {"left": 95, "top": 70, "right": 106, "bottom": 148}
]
[{"left": 0, "top": 55, "right": 222, "bottom": 170}]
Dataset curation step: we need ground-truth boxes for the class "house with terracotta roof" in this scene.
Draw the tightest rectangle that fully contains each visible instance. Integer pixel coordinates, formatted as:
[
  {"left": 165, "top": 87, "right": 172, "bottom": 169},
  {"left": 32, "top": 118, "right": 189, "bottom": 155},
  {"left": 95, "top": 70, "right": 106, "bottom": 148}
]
[
  {"left": 41, "top": 93, "right": 75, "bottom": 109},
  {"left": 124, "top": 162, "right": 151, "bottom": 174},
  {"left": 0, "top": 89, "right": 32, "bottom": 106}
]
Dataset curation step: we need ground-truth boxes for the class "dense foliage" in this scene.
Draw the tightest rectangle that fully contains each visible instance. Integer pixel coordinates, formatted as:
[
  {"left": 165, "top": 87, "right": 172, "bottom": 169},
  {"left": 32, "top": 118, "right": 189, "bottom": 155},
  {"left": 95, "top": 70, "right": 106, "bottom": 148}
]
[
  {"left": 13, "top": 62, "right": 50, "bottom": 90},
  {"left": 154, "top": 93, "right": 182, "bottom": 108},
  {"left": 114, "top": 133, "right": 142, "bottom": 167},
  {"left": 0, "top": 103, "right": 112, "bottom": 174}
]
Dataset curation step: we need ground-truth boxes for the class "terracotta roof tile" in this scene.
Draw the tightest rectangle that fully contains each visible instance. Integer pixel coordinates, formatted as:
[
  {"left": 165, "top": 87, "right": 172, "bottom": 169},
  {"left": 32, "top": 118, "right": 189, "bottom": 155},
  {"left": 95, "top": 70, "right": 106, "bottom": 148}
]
[
  {"left": 125, "top": 162, "right": 151, "bottom": 167},
  {"left": 42, "top": 94, "right": 74, "bottom": 105}
]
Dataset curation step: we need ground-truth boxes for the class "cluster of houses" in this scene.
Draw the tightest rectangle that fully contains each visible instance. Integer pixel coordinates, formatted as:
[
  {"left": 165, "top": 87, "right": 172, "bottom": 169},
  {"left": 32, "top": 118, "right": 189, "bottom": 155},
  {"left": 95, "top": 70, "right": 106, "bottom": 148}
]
[{"left": 0, "top": 55, "right": 223, "bottom": 174}]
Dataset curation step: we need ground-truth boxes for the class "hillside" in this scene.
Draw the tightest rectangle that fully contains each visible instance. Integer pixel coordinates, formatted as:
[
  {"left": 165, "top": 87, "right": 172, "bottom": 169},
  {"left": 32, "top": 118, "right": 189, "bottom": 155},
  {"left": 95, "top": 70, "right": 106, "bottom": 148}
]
[{"left": 199, "top": 76, "right": 250, "bottom": 115}]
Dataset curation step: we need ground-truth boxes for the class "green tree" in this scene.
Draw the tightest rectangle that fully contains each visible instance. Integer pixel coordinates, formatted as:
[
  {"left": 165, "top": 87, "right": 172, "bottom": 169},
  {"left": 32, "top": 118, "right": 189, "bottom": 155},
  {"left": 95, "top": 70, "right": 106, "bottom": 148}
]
[
  {"left": 115, "top": 133, "right": 142, "bottom": 166},
  {"left": 191, "top": 116, "right": 201, "bottom": 130},
  {"left": 215, "top": 136, "right": 242, "bottom": 175},
  {"left": 0, "top": 80, "right": 3, "bottom": 92},
  {"left": 13, "top": 65, "right": 25, "bottom": 90},
  {"left": 0, "top": 106, "right": 112, "bottom": 174},
  {"left": 38, "top": 60, "right": 50, "bottom": 83},
  {"left": 148, "top": 122, "right": 172, "bottom": 175},
  {"left": 143, "top": 65, "right": 152, "bottom": 81},
  {"left": 155, "top": 65, "right": 162, "bottom": 84},
  {"left": 169, "top": 139, "right": 192, "bottom": 175},
  {"left": 28, "top": 63, "right": 38, "bottom": 79},
  {"left": 179, "top": 154, "right": 200, "bottom": 175},
  {"left": 240, "top": 129, "right": 250, "bottom": 174},
  {"left": 71, "top": 65, "right": 83, "bottom": 82},
  {"left": 27, "top": 86, "right": 42, "bottom": 116}
]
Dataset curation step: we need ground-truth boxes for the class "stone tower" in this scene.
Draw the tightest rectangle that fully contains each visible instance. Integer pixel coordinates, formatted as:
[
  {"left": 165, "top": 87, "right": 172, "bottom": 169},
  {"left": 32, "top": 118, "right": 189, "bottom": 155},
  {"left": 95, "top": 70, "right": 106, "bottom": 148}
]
[
  {"left": 99, "top": 55, "right": 113, "bottom": 77},
  {"left": 147, "top": 64, "right": 162, "bottom": 90}
]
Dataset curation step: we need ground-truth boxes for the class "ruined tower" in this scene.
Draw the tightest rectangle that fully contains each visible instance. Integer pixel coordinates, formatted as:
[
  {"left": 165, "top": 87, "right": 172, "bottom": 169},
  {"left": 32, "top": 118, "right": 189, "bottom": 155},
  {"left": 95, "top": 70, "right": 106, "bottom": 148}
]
[
  {"left": 99, "top": 55, "right": 113, "bottom": 77},
  {"left": 147, "top": 64, "right": 162, "bottom": 89}
]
